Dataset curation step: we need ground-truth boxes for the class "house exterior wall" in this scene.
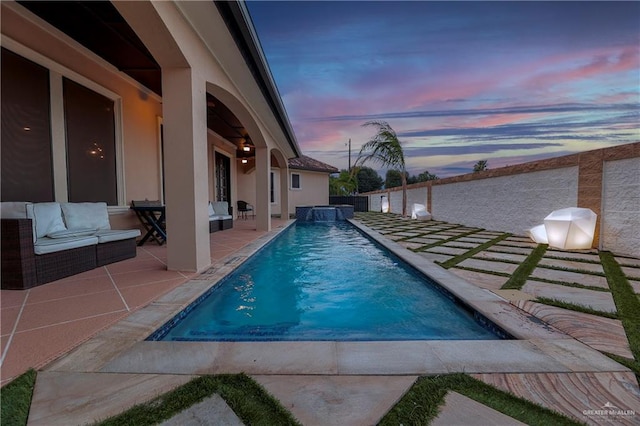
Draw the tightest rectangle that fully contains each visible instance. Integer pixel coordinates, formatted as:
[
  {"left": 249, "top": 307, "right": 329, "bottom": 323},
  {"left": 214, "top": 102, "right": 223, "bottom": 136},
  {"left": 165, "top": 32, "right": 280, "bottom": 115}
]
[
  {"left": 1, "top": 3, "right": 163, "bottom": 230},
  {"left": 602, "top": 157, "right": 640, "bottom": 256},
  {"left": 288, "top": 170, "right": 331, "bottom": 214},
  {"left": 362, "top": 142, "right": 639, "bottom": 256}
]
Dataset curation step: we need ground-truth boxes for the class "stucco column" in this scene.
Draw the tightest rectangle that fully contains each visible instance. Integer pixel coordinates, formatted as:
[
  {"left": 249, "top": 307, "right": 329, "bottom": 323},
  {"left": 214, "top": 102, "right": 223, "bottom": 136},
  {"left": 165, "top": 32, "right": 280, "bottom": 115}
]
[
  {"left": 162, "top": 68, "right": 211, "bottom": 271},
  {"left": 255, "top": 146, "right": 271, "bottom": 231},
  {"left": 279, "top": 167, "right": 290, "bottom": 219}
]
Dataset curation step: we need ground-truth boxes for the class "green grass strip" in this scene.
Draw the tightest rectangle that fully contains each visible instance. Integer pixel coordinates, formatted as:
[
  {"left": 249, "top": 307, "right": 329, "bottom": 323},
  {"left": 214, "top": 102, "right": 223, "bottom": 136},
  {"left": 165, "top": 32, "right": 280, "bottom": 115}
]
[
  {"left": 439, "top": 233, "right": 512, "bottom": 269},
  {"left": 535, "top": 297, "right": 618, "bottom": 319},
  {"left": 501, "top": 244, "right": 548, "bottom": 290},
  {"left": 528, "top": 278, "right": 612, "bottom": 293},
  {"left": 411, "top": 229, "right": 484, "bottom": 252},
  {"left": 449, "top": 265, "right": 511, "bottom": 277},
  {"left": 604, "top": 353, "right": 640, "bottom": 381},
  {"left": 599, "top": 251, "right": 640, "bottom": 365},
  {"left": 536, "top": 264, "right": 605, "bottom": 277},
  {"left": 379, "top": 373, "right": 584, "bottom": 426},
  {"left": 95, "top": 374, "right": 300, "bottom": 426},
  {"left": 1, "top": 368, "right": 37, "bottom": 426}
]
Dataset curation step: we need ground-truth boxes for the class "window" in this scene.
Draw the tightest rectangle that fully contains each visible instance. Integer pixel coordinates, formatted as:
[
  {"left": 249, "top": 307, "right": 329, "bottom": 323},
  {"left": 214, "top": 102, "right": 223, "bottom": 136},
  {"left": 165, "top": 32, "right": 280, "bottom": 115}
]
[
  {"left": 270, "top": 172, "right": 275, "bottom": 203},
  {"left": 63, "top": 78, "right": 117, "bottom": 204},
  {"left": 291, "top": 173, "right": 301, "bottom": 189},
  {"left": 1, "top": 48, "right": 54, "bottom": 202},
  {"left": 1, "top": 47, "right": 121, "bottom": 204}
]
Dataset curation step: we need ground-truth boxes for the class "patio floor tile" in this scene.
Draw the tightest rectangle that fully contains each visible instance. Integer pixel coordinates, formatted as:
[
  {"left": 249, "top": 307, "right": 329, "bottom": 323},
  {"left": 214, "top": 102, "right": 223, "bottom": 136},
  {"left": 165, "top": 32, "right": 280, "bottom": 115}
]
[
  {"left": 458, "top": 258, "right": 520, "bottom": 274},
  {"left": 449, "top": 268, "right": 509, "bottom": 290},
  {"left": 474, "top": 250, "right": 528, "bottom": 263},
  {"left": 515, "top": 301, "right": 632, "bottom": 358},
  {"left": 427, "top": 246, "right": 468, "bottom": 255},
  {"left": 1, "top": 306, "right": 21, "bottom": 336},
  {"left": 26, "top": 276, "right": 116, "bottom": 304},
  {"left": 1, "top": 312, "right": 125, "bottom": 386},
  {"left": 104, "top": 258, "right": 168, "bottom": 274},
  {"left": 622, "top": 266, "right": 640, "bottom": 280},
  {"left": 489, "top": 245, "right": 534, "bottom": 255},
  {"left": 119, "top": 278, "right": 187, "bottom": 311},
  {"left": 432, "top": 391, "right": 526, "bottom": 426},
  {"left": 472, "top": 372, "right": 640, "bottom": 426},
  {"left": 538, "top": 258, "right": 605, "bottom": 274},
  {"left": 522, "top": 281, "right": 616, "bottom": 313},
  {"left": 109, "top": 269, "right": 188, "bottom": 288},
  {"left": 254, "top": 375, "right": 417, "bottom": 426},
  {"left": 0, "top": 290, "right": 28, "bottom": 309},
  {"left": 530, "top": 267, "right": 609, "bottom": 288},
  {"left": 617, "top": 256, "right": 640, "bottom": 267},
  {"left": 28, "top": 371, "right": 195, "bottom": 426},
  {"left": 16, "top": 291, "right": 127, "bottom": 332},
  {"left": 545, "top": 250, "right": 600, "bottom": 262}
]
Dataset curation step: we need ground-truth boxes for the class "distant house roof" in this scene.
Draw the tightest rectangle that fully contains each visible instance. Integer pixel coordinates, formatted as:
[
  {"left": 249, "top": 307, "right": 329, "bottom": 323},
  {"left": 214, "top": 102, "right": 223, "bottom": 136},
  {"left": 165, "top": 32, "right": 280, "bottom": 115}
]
[{"left": 288, "top": 155, "right": 339, "bottom": 173}]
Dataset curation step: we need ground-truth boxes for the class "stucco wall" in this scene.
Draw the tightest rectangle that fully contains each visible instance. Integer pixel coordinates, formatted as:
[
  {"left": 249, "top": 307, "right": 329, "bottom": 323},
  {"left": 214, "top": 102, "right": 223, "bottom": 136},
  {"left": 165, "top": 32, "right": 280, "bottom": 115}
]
[
  {"left": 288, "top": 171, "right": 330, "bottom": 213},
  {"left": 432, "top": 167, "right": 579, "bottom": 235},
  {"left": 407, "top": 187, "right": 429, "bottom": 212},
  {"left": 363, "top": 143, "right": 639, "bottom": 254},
  {"left": 601, "top": 157, "right": 640, "bottom": 257}
]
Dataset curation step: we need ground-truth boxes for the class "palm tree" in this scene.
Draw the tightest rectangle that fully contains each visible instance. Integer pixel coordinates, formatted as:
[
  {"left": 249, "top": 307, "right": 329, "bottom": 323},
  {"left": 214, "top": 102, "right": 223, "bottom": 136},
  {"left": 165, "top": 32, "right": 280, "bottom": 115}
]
[
  {"left": 355, "top": 121, "right": 408, "bottom": 216},
  {"left": 473, "top": 160, "right": 488, "bottom": 172}
]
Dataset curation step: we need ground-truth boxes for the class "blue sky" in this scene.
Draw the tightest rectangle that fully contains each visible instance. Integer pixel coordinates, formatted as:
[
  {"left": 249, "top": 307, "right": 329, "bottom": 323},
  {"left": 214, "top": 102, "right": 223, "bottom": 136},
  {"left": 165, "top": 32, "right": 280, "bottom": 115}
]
[{"left": 246, "top": 1, "right": 639, "bottom": 177}]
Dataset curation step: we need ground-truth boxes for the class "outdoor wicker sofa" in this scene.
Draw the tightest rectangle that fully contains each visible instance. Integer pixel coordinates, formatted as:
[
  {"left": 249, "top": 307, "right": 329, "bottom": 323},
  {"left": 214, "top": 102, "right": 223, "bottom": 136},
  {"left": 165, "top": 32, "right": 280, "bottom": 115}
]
[
  {"left": 1, "top": 201, "right": 140, "bottom": 290},
  {"left": 208, "top": 201, "right": 233, "bottom": 232}
]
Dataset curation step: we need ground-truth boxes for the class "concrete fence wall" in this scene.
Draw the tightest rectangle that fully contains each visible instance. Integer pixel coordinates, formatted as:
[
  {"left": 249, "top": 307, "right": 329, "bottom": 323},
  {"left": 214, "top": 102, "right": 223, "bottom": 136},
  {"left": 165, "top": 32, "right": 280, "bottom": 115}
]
[
  {"left": 362, "top": 142, "right": 639, "bottom": 257},
  {"left": 601, "top": 156, "right": 640, "bottom": 256}
]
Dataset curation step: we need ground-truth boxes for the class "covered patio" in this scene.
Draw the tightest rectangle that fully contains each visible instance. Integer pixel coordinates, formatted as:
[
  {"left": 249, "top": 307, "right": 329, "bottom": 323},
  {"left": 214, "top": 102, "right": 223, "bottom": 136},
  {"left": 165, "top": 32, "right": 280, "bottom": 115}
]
[
  {"left": 1, "top": 0, "right": 300, "bottom": 278},
  {"left": 1, "top": 218, "right": 290, "bottom": 385}
]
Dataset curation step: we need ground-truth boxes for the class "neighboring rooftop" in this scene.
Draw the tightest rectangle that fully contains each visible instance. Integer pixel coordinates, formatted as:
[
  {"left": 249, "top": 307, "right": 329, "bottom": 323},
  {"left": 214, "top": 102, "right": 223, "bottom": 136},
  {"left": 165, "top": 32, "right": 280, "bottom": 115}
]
[{"left": 288, "top": 155, "right": 339, "bottom": 173}]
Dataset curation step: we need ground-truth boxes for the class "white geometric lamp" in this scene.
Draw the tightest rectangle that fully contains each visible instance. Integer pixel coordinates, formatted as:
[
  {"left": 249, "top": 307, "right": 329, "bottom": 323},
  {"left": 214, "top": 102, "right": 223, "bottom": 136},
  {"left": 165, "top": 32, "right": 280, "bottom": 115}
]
[
  {"left": 411, "top": 203, "right": 432, "bottom": 220},
  {"left": 543, "top": 207, "right": 597, "bottom": 250},
  {"left": 381, "top": 196, "right": 390, "bottom": 213},
  {"left": 527, "top": 224, "right": 548, "bottom": 244}
]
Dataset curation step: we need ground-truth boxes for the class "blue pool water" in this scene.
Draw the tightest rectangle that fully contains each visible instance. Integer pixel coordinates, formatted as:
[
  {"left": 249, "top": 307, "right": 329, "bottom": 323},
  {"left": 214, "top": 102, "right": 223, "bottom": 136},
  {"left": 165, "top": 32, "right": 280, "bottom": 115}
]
[{"left": 152, "top": 221, "right": 501, "bottom": 341}]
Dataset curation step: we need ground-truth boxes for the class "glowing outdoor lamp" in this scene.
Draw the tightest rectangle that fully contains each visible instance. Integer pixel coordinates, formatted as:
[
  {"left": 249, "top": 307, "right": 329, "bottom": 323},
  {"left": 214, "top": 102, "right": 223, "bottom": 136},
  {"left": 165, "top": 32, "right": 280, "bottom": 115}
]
[
  {"left": 381, "top": 196, "right": 390, "bottom": 213},
  {"left": 543, "top": 207, "right": 597, "bottom": 250},
  {"left": 411, "top": 203, "right": 431, "bottom": 220},
  {"left": 527, "top": 224, "right": 549, "bottom": 244}
]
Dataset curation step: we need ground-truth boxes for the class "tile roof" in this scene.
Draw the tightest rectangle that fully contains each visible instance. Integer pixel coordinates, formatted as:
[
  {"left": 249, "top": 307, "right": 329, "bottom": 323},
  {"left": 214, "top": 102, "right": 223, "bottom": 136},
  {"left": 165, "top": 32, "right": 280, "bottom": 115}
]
[{"left": 288, "top": 155, "right": 339, "bottom": 173}]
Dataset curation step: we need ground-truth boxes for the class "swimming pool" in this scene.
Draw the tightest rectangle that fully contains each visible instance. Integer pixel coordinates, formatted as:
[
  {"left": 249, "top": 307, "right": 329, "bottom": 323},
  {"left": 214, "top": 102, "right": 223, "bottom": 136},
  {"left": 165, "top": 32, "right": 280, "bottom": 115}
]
[{"left": 150, "top": 221, "right": 501, "bottom": 341}]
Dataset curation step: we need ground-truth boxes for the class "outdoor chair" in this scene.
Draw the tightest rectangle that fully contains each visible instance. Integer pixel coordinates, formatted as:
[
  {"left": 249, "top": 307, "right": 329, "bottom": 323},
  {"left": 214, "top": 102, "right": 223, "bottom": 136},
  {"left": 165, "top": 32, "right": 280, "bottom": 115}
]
[{"left": 237, "top": 200, "right": 254, "bottom": 219}]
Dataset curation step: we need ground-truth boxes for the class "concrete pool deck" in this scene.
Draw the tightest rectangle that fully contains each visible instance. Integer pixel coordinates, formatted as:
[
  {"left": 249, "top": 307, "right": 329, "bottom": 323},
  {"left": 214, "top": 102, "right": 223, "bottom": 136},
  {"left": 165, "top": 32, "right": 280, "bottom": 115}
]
[{"left": 8, "top": 213, "right": 640, "bottom": 424}]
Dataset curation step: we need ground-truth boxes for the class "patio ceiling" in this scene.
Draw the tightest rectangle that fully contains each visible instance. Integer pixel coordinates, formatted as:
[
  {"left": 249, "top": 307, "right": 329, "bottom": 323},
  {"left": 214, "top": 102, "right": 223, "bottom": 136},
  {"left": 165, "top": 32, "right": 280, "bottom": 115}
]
[{"left": 17, "top": 0, "right": 252, "bottom": 149}]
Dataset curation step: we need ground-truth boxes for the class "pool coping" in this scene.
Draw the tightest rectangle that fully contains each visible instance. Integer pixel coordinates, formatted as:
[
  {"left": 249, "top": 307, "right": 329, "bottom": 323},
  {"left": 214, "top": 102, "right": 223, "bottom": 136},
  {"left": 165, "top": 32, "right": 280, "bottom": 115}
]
[{"left": 43, "top": 219, "right": 630, "bottom": 377}]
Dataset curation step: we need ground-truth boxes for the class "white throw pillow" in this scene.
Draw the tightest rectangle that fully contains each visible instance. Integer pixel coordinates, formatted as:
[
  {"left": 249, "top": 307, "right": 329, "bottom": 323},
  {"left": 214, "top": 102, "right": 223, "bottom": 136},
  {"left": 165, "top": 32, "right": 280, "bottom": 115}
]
[
  {"left": 208, "top": 202, "right": 216, "bottom": 217},
  {"left": 61, "top": 202, "right": 111, "bottom": 230},
  {"left": 27, "top": 202, "right": 67, "bottom": 239}
]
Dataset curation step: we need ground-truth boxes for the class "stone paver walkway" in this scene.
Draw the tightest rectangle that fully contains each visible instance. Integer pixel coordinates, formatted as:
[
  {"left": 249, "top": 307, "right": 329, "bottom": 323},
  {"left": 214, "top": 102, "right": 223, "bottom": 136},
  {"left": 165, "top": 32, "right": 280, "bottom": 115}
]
[{"left": 17, "top": 212, "right": 640, "bottom": 425}]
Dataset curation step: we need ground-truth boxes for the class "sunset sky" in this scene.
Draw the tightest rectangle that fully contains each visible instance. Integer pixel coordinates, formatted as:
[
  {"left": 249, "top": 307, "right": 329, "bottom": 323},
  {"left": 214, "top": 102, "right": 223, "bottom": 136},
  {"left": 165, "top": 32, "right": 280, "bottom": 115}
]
[{"left": 246, "top": 1, "right": 639, "bottom": 178}]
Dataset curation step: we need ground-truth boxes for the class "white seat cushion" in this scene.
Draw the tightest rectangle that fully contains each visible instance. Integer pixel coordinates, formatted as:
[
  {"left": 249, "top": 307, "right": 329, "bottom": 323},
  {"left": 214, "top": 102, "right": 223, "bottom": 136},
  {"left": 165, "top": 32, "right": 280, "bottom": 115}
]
[
  {"left": 211, "top": 202, "right": 230, "bottom": 215},
  {"left": 61, "top": 202, "right": 111, "bottom": 230},
  {"left": 48, "top": 228, "right": 96, "bottom": 239},
  {"left": 34, "top": 235, "right": 98, "bottom": 255},
  {"left": 27, "top": 202, "right": 67, "bottom": 240},
  {"left": 209, "top": 214, "right": 233, "bottom": 221},
  {"left": 95, "top": 229, "right": 141, "bottom": 243}
]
